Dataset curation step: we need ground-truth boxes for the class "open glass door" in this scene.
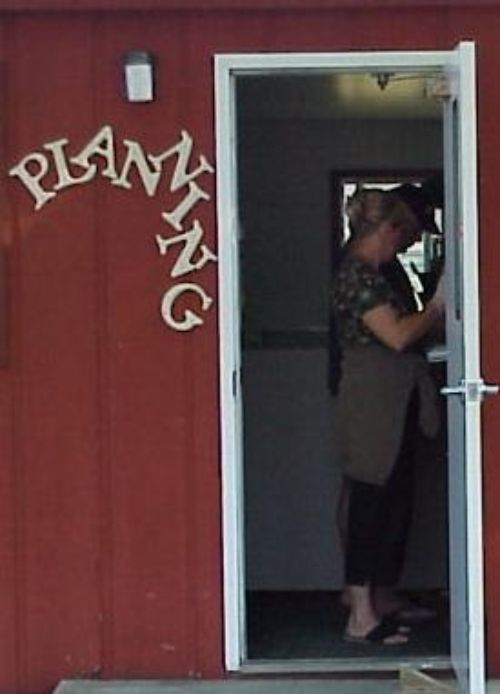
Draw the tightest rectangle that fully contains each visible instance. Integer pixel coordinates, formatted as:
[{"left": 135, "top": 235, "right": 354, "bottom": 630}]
[
  {"left": 442, "top": 41, "right": 497, "bottom": 694},
  {"left": 216, "top": 46, "right": 494, "bottom": 684}
]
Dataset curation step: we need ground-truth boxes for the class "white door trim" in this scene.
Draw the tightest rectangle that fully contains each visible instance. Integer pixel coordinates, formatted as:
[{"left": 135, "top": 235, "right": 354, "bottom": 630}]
[
  {"left": 214, "top": 56, "right": 247, "bottom": 669},
  {"left": 214, "top": 47, "right": 484, "bottom": 683},
  {"left": 453, "top": 41, "right": 485, "bottom": 694}
]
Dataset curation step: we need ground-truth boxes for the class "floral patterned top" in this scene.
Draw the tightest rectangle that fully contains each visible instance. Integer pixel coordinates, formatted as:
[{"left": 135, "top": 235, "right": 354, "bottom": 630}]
[{"left": 332, "top": 254, "right": 406, "bottom": 349}]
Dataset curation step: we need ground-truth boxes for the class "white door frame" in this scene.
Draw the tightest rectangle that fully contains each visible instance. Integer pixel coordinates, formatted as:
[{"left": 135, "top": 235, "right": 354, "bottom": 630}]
[
  {"left": 441, "top": 42, "right": 491, "bottom": 694},
  {"left": 214, "top": 46, "right": 485, "bottom": 688}
]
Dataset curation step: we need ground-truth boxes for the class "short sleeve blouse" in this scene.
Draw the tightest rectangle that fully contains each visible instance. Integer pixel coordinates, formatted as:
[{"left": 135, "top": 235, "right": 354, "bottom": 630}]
[{"left": 332, "top": 255, "right": 404, "bottom": 348}]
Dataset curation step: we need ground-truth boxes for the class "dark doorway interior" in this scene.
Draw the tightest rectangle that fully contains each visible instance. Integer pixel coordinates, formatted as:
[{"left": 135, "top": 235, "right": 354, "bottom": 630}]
[
  {"left": 236, "top": 71, "right": 449, "bottom": 666},
  {"left": 247, "top": 591, "right": 449, "bottom": 660}
]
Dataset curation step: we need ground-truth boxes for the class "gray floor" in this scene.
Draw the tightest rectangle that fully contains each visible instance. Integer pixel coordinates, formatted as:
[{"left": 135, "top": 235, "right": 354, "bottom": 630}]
[
  {"left": 246, "top": 591, "right": 449, "bottom": 661},
  {"left": 53, "top": 680, "right": 407, "bottom": 693},
  {"left": 54, "top": 678, "right": 500, "bottom": 693}
]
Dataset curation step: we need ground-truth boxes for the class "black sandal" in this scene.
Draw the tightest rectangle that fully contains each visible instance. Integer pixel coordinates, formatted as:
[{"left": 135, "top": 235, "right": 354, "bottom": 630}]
[{"left": 344, "top": 616, "right": 410, "bottom": 645}]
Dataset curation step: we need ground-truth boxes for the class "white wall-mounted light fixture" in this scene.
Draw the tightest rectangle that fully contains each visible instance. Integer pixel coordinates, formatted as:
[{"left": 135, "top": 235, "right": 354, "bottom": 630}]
[{"left": 123, "top": 50, "right": 156, "bottom": 103}]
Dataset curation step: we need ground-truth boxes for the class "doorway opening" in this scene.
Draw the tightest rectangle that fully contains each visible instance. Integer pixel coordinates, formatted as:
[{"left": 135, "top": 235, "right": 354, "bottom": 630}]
[
  {"left": 237, "top": 69, "right": 448, "bottom": 666},
  {"left": 215, "top": 46, "right": 485, "bottom": 691}
]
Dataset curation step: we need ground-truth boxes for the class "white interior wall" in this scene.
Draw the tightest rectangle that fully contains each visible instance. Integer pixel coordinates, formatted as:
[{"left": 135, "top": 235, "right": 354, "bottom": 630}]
[{"left": 240, "top": 117, "right": 447, "bottom": 590}]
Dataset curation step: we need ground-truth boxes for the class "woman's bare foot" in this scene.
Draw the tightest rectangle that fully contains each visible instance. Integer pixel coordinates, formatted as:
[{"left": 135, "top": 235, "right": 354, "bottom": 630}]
[
  {"left": 343, "top": 585, "right": 409, "bottom": 645},
  {"left": 340, "top": 586, "right": 411, "bottom": 633},
  {"left": 373, "top": 587, "right": 436, "bottom": 622},
  {"left": 373, "top": 587, "right": 409, "bottom": 616}
]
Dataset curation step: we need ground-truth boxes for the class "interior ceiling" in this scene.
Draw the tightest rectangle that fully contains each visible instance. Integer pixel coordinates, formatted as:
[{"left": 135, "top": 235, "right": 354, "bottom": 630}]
[{"left": 237, "top": 72, "right": 443, "bottom": 120}]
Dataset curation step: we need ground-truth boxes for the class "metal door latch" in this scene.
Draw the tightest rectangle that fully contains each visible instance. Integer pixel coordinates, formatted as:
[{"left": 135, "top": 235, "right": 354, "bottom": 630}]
[{"left": 441, "top": 379, "right": 499, "bottom": 402}]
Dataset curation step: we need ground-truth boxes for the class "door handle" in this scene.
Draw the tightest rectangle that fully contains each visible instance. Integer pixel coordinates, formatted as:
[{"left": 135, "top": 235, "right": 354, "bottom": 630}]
[
  {"left": 441, "top": 384, "right": 466, "bottom": 396},
  {"left": 481, "top": 383, "right": 500, "bottom": 397},
  {"left": 441, "top": 379, "right": 499, "bottom": 401}
]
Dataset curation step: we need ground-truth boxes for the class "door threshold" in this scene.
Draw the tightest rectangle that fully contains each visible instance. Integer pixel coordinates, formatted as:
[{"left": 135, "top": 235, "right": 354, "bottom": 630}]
[{"left": 240, "top": 656, "right": 452, "bottom": 674}]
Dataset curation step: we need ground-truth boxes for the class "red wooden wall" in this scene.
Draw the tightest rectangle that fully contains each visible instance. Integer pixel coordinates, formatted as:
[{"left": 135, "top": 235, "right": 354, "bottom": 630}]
[{"left": 0, "top": 4, "right": 499, "bottom": 693}]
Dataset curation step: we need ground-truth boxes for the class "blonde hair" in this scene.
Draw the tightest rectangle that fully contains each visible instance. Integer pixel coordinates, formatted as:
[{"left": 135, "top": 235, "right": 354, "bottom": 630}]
[{"left": 346, "top": 188, "right": 414, "bottom": 240}]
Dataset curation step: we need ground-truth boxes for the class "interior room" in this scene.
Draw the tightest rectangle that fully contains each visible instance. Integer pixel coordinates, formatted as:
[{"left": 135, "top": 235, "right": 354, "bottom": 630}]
[{"left": 236, "top": 70, "right": 449, "bottom": 665}]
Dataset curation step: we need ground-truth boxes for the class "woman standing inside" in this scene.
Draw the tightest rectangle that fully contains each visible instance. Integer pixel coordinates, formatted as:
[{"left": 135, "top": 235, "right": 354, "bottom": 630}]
[{"left": 332, "top": 189, "right": 444, "bottom": 645}]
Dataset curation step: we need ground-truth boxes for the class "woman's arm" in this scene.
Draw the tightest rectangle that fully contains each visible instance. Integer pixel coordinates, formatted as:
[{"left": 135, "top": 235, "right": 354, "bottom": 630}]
[{"left": 362, "top": 298, "right": 444, "bottom": 352}]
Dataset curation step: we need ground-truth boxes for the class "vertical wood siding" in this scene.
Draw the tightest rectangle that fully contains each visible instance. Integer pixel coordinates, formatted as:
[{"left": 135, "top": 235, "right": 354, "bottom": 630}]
[
  {"left": 0, "top": 6, "right": 499, "bottom": 692},
  {"left": 7, "top": 16, "right": 103, "bottom": 692}
]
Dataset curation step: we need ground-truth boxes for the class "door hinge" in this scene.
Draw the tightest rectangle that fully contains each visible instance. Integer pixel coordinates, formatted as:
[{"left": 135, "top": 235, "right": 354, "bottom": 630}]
[
  {"left": 441, "top": 378, "right": 499, "bottom": 402},
  {"left": 232, "top": 369, "right": 239, "bottom": 397},
  {"left": 425, "top": 75, "right": 453, "bottom": 101}
]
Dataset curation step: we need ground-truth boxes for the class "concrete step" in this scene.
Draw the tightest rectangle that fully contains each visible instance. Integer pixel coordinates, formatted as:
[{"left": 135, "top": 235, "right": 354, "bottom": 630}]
[
  {"left": 53, "top": 677, "right": 500, "bottom": 693},
  {"left": 54, "top": 680, "right": 400, "bottom": 693}
]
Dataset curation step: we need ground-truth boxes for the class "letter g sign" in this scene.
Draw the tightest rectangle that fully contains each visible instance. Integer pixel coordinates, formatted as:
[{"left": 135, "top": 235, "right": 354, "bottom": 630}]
[{"left": 160, "top": 283, "right": 213, "bottom": 332}]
